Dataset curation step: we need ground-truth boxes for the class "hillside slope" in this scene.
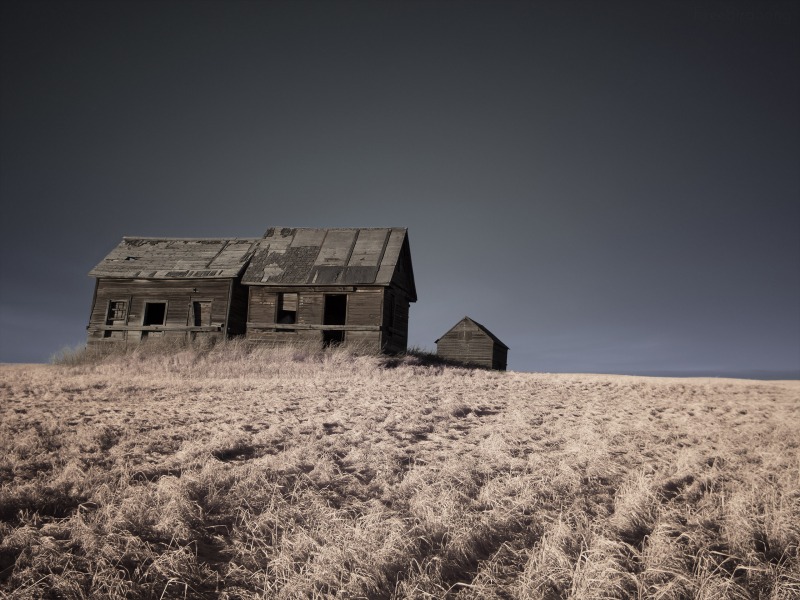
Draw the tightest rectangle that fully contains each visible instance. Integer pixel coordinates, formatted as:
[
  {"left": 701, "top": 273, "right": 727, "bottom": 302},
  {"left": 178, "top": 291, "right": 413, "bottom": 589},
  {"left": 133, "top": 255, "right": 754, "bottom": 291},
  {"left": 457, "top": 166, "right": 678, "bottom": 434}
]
[{"left": 1, "top": 346, "right": 798, "bottom": 598}]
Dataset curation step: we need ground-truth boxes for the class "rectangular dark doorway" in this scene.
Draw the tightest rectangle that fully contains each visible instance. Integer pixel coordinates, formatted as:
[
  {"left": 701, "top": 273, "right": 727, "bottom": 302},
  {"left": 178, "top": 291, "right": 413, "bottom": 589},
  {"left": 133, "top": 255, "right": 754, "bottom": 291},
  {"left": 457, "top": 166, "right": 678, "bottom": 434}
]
[
  {"left": 323, "top": 295, "right": 347, "bottom": 325},
  {"left": 143, "top": 302, "right": 166, "bottom": 326},
  {"left": 142, "top": 302, "right": 166, "bottom": 339},
  {"left": 323, "top": 295, "right": 347, "bottom": 347}
]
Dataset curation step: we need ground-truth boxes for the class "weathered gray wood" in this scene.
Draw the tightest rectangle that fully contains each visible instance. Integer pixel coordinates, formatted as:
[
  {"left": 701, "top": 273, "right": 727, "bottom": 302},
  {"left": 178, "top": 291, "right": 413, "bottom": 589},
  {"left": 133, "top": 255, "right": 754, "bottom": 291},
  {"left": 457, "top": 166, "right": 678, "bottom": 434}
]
[
  {"left": 436, "top": 317, "right": 508, "bottom": 370},
  {"left": 90, "top": 238, "right": 259, "bottom": 279},
  {"left": 87, "top": 277, "right": 246, "bottom": 344},
  {"left": 242, "top": 228, "right": 413, "bottom": 290},
  {"left": 89, "top": 228, "right": 416, "bottom": 355},
  {"left": 348, "top": 228, "right": 389, "bottom": 267},
  {"left": 95, "top": 325, "right": 223, "bottom": 332},
  {"left": 314, "top": 229, "right": 357, "bottom": 266},
  {"left": 248, "top": 323, "right": 381, "bottom": 331}
]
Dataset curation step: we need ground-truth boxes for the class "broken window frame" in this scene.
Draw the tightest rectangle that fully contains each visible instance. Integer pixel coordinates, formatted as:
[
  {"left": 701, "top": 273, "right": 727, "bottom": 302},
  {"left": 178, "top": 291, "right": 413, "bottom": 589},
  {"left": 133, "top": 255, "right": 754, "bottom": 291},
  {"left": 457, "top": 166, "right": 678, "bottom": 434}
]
[
  {"left": 106, "top": 300, "right": 128, "bottom": 324},
  {"left": 103, "top": 299, "right": 128, "bottom": 339},
  {"left": 276, "top": 292, "right": 298, "bottom": 326}
]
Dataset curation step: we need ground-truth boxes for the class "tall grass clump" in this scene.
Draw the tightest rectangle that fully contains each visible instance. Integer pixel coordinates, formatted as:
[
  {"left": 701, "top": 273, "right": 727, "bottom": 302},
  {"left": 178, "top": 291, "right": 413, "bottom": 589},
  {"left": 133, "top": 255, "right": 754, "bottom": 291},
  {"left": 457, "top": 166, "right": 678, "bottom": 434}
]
[{"left": 50, "top": 337, "right": 407, "bottom": 381}]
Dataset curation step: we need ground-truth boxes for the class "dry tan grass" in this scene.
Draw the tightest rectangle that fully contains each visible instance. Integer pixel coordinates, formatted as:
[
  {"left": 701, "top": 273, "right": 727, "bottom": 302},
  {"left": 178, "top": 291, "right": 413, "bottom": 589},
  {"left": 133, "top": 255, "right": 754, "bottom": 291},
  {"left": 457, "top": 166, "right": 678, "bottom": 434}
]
[{"left": 1, "top": 342, "right": 798, "bottom": 598}]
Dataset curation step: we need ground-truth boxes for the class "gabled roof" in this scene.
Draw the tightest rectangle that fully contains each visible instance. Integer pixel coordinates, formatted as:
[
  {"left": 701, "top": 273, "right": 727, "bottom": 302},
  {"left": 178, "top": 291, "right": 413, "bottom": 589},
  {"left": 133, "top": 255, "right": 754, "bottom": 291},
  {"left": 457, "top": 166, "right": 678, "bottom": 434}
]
[
  {"left": 436, "top": 316, "right": 509, "bottom": 349},
  {"left": 241, "top": 227, "right": 416, "bottom": 300},
  {"left": 89, "top": 237, "right": 260, "bottom": 279}
]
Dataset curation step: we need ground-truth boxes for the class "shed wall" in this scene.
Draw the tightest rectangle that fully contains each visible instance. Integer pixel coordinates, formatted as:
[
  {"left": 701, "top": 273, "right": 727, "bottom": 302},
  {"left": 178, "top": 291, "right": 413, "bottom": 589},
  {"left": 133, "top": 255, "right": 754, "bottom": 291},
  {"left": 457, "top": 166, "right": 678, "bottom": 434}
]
[{"left": 436, "top": 321, "right": 506, "bottom": 369}]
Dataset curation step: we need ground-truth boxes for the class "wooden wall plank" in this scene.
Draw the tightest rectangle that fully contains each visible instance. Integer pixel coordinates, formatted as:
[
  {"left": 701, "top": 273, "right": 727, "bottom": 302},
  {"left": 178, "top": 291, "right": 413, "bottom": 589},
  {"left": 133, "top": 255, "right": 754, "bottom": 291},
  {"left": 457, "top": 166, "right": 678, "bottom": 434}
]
[
  {"left": 347, "top": 290, "right": 382, "bottom": 326},
  {"left": 88, "top": 278, "right": 234, "bottom": 343},
  {"left": 436, "top": 318, "right": 506, "bottom": 370}
]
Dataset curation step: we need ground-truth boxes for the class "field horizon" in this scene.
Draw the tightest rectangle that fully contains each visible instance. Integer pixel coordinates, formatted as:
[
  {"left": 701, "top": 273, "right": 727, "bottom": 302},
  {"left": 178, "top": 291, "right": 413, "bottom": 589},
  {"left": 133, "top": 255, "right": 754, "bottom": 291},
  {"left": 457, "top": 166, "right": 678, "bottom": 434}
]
[
  {"left": 1, "top": 343, "right": 798, "bottom": 598},
  {"left": 5, "top": 360, "right": 800, "bottom": 383}
]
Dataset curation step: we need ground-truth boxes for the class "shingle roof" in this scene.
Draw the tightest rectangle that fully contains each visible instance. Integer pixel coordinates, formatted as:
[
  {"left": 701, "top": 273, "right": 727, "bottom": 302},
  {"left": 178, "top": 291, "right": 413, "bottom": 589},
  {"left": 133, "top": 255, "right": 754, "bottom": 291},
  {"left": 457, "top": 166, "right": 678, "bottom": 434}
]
[
  {"left": 241, "top": 227, "right": 414, "bottom": 293},
  {"left": 88, "top": 238, "right": 260, "bottom": 279}
]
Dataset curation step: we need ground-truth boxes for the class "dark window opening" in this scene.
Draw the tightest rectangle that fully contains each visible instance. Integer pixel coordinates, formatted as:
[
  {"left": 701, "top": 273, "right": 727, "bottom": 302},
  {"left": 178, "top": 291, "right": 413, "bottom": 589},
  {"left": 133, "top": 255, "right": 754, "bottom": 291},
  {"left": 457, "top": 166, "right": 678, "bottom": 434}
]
[
  {"left": 192, "top": 301, "right": 212, "bottom": 327},
  {"left": 277, "top": 293, "right": 298, "bottom": 324},
  {"left": 143, "top": 302, "right": 167, "bottom": 326},
  {"left": 323, "top": 295, "right": 347, "bottom": 325},
  {"left": 323, "top": 330, "right": 345, "bottom": 347}
]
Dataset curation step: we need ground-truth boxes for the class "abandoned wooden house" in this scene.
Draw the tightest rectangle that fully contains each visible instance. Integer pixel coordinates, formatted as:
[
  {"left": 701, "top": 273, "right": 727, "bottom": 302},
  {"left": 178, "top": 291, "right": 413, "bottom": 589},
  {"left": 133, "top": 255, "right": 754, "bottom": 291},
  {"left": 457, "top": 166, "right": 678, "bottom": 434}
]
[
  {"left": 86, "top": 227, "right": 417, "bottom": 353},
  {"left": 87, "top": 237, "right": 259, "bottom": 344},
  {"left": 436, "top": 316, "right": 509, "bottom": 370},
  {"left": 242, "top": 227, "right": 416, "bottom": 353}
]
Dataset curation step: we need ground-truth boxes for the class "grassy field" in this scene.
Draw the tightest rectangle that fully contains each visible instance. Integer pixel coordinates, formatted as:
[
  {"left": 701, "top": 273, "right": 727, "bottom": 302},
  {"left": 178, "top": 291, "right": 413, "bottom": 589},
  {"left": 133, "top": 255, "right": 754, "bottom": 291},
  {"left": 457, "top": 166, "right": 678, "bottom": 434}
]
[{"left": 0, "top": 342, "right": 798, "bottom": 599}]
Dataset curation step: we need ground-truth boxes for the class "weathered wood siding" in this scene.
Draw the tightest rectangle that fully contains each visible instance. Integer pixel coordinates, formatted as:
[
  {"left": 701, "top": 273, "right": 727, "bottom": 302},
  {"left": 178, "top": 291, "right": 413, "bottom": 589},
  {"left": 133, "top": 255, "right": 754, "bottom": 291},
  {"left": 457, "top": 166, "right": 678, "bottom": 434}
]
[
  {"left": 299, "top": 293, "right": 323, "bottom": 326},
  {"left": 245, "top": 287, "right": 387, "bottom": 352},
  {"left": 492, "top": 345, "right": 508, "bottom": 371},
  {"left": 247, "top": 287, "right": 278, "bottom": 326},
  {"left": 436, "top": 320, "right": 505, "bottom": 369},
  {"left": 348, "top": 289, "right": 382, "bottom": 326},
  {"left": 247, "top": 288, "right": 310, "bottom": 344},
  {"left": 88, "top": 278, "right": 234, "bottom": 344},
  {"left": 389, "top": 238, "right": 415, "bottom": 302},
  {"left": 347, "top": 289, "right": 386, "bottom": 353},
  {"left": 382, "top": 289, "right": 409, "bottom": 354}
]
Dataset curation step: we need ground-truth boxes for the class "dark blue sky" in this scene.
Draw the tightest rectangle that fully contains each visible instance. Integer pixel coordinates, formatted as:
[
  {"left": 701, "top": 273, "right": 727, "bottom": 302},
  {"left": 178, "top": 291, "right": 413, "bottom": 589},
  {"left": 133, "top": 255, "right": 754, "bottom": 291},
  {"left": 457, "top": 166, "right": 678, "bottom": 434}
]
[{"left": 1, "top": 0, "right": 798, "bottom": 376}]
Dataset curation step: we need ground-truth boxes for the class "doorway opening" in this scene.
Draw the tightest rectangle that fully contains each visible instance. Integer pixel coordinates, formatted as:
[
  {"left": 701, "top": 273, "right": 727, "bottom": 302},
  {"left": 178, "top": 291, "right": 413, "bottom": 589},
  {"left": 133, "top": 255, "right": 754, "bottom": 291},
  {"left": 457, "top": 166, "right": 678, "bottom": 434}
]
[
  {"left": 192, "top": 301, "right": 212, "bottom": 327},
  {"left": 323, "top": 294, "right": 347, "bottom": 347},
  {"left": 324, "top": 295, "right": 347, "bottom": 325},
  {"left": 142, "top": 302, "right": 166, "bottom": 338}
]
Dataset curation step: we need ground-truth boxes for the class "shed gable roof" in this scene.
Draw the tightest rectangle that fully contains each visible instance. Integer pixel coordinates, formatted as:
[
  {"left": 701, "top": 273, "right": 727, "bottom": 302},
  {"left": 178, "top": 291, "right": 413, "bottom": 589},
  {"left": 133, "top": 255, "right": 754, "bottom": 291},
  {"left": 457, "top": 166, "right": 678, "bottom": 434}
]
[
  {"left": 89, "top": 237, "right": 260, "bottom": 279},
  {"left": 241, "top": 227, "right": 416, "bottom": 300},
  {"left": 436, "top": 316, "right": 509, "bottom": 349}
]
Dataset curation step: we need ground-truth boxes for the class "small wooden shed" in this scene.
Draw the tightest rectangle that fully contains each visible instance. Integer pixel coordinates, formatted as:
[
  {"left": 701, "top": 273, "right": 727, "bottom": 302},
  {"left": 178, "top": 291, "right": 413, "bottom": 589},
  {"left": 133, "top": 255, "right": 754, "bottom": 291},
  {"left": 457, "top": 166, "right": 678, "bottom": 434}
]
[
  {"left": 436, "top": 316, "right": 509, "bottom": 370},
  {"left": 87, "top": 237, "right": 259, "bottom": 344},
  {"left": 242, "top": 227, "right": 416, "bottom": 353}
]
